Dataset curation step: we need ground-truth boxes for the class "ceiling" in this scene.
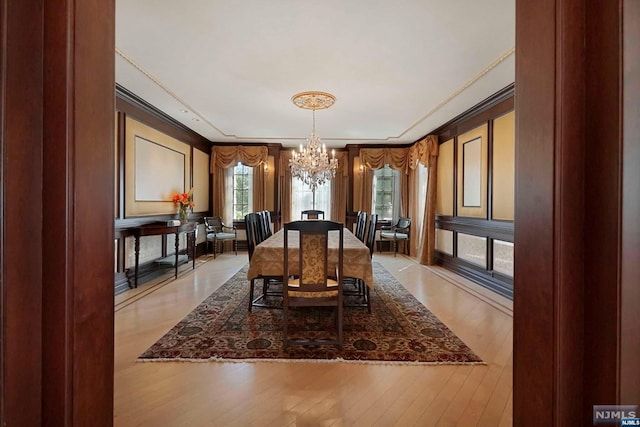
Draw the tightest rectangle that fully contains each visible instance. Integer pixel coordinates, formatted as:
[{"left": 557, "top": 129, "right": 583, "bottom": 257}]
[{"left": 116, "top": 1, "right": 515, "bottom": 148}]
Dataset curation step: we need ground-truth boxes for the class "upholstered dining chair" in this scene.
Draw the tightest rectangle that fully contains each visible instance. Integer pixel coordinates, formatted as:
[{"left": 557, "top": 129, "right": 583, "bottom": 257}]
[
  {"left": 301, "top": 209, "right": 325, "bottom": 220},
  {"left": 203, "top": 216, "right": 237, "bottom": 259},
  {"left": 379, "top": 217, "right": 411, "bottom": 257},
  {"left": 283, "top": 220, "right": 343, "bottom": 350},
  {"left": 245, "top": 213, "right": 281, "bottom": 311}
]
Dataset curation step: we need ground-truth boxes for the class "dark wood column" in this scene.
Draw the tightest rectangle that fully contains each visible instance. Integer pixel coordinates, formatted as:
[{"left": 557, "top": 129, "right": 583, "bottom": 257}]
[
  {"left": 2, "top": 0, "right": 114, "bottom": 425},
  {"left": 514, "top": 0, "right": 585, "bottom": 424},
  {"left": 516, "top": 0, "right": 639, "bottom": 425},
  {"left": 1, "top": 1, "right": 45, "bottom": 424},
  {"left": 42, "top": 0, "right": 115, "bottom": 425}
]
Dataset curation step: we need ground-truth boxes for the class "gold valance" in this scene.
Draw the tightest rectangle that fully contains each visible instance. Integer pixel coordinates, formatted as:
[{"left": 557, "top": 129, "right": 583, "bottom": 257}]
[
  {"left": 211, "top": 145, "right": 268, "bottom": 171},
  {"left": 359, "top": 147, "right": 411, "bottom": 174},
  {"left": 409, "top": 135, "right": 439, "bottom": 169}
]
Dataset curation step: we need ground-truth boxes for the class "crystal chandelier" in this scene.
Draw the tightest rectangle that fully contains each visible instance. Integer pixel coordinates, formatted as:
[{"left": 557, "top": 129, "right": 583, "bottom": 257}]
[{"left": 289, "top": 91, "right": 338, "bottom": 208}]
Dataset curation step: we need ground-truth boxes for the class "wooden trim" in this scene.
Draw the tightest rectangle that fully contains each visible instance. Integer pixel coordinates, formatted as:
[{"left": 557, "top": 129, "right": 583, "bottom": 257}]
[
  {"left": 116, "top": 84, "right": 211, "bottom": 154},
  {"left": 431, "top": 84, "right": 514, "bottom": 142},
  {"left": 435, "top": 252, "right": 513, "bottom": 299},
  {"left": 436, "top": 216, "right": 513, "bottom": 242}
]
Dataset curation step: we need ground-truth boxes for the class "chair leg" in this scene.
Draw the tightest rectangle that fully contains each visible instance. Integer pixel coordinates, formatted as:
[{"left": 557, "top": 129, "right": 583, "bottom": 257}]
[
  {"left": 393, "top": 239, "right": 397, "bottom": 257},
  {"left": 248, "top": 278, "right": 255, "bottom": 312},
  {"left": 365, "top": 286, "right": 371, "bottom": 313}
]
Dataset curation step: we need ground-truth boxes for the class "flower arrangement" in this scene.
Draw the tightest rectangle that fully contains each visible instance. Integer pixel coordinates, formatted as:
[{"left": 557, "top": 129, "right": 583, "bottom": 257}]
[{"left": 172, "top": 188, "right": 194, "bottom": 223}]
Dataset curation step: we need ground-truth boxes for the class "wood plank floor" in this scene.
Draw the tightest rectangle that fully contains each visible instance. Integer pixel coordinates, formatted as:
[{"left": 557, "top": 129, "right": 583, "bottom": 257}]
[{"left": 114, "top": 252, "right": 513, "bottom": 426}]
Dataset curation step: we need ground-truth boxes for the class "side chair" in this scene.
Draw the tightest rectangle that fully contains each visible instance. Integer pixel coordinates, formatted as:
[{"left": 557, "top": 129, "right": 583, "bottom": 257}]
[
  {"left": 203, "top": 216, "right": 237, "bottom": 259},
  {"left": 379, "top": 217, "right": 411, "bottom": 257}
]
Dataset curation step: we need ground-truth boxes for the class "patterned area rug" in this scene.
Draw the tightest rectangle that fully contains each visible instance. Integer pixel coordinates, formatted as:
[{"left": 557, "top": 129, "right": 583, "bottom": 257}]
[{"left": 138, "top": 263, "right": 483, "bottom": 364}]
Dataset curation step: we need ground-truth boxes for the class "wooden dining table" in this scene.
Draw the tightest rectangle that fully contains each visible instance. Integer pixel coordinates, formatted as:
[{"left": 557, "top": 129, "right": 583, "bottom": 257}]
[{"left": 246, "top": 227, "right": 374, "bottom": 287}]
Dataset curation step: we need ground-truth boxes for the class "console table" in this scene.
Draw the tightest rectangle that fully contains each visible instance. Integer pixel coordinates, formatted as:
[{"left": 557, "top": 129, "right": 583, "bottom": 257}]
[{"left": 130, "top": 221, "right": 197, "bottom": 288}]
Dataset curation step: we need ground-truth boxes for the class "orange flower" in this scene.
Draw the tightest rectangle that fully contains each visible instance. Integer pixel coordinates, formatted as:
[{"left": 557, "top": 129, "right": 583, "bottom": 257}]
[{"left": 172, "top": 188, "right": 195, "bottom": 210}]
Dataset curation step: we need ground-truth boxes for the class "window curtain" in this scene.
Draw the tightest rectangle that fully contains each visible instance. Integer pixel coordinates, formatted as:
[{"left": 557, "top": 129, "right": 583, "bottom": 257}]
[
  {"left": 253, "top": 164, "right": 267, "bottom": 212},
  {"left": 210, "top": 145, "right": 268, "bottom": 220},
  {"left": 330, "top": 151, "right": 349, "bottom": 224},
  {"left": 360, "top": 146, "right": 410, "bottom": 222},
  {"left": 279, "top": 150, "right": 293, "bottom": 224},
  {"left": 358, "top": 167, "right": 374, "bottom": 218},
  {"left": 407, "top": 163, "right": 428, "bottom": 257},
  {"left": 409, "top": 135, "right": 439, "bottom": 265}
]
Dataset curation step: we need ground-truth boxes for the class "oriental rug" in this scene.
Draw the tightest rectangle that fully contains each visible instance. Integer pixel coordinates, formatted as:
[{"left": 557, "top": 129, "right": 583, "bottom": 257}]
[{"left": 138, "top": 263, "right": 483, "bottom": 364}]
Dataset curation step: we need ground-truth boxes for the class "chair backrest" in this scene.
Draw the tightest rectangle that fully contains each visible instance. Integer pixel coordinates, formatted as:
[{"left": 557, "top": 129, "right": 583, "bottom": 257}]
[
  {"left": 396, "top": 217, "right": 411, "bottom": 231},
  {"left": 284, "top": 220, "right": 343, "bottom": 291},
  {"left": 366, "top": 214, "right": 378, "bottom": 257},
  {"left": 259, "top": 210, "right": 272, "bottom": 238},
  {"left": 301, "top": 210, "right": 325, "bottom": 220},
  {"left": 355, "top": 211, "right": 368, "bottom": 242},
  {"left": 244, "top": 213, "right": 261, "bottom": 261},
  {"left": 204, "top": 216, "right": 222, "bottom": 233}
]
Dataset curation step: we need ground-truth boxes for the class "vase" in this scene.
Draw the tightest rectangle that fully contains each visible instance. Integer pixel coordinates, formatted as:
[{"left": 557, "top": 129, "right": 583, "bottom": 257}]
[{"left": 178, "top": 207, "right": 189, "bottom": 223}]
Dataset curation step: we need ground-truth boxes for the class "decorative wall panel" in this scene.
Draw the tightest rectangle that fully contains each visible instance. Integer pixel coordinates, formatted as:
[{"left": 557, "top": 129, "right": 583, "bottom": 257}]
[
  {"left": 492, "top": 111, "right": 515, "bottom": 220},
  {"left": 436, "top": 139, "right": 454, "bottom": 215},
  {"left": 457, "top": 233, "right": 487, "bottom": 267}
]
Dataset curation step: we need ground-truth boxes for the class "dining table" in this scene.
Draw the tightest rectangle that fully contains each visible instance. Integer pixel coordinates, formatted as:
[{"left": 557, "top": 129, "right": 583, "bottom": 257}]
[{"left": 246, "top": 227, "right": 374, "bottom": 287}]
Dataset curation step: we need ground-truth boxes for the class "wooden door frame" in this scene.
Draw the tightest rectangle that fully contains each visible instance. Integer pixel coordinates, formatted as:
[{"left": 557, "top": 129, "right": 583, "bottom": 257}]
[
  {"left": 515, "top": 0, "right": 639, "bottom": 425},
  {"left": 1, "top": 0, "right": 637, "bottom": 425},
  {"left": 1, "top": 0, "right": 115, "bottom": 425}
]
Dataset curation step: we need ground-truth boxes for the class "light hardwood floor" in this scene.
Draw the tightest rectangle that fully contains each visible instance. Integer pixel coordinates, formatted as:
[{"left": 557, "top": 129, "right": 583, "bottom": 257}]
[{"left": 114, "top": 252, "right": 513, "bottom": 426}]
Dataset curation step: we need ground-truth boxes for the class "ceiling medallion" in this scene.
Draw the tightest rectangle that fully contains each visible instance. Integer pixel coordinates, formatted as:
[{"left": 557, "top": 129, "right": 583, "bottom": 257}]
[
  {"left": 289, "top": 91, "right": 338, "bottom": 209},
  {"left": 291, "top": 91, "right": 336, "bottom": 111}
]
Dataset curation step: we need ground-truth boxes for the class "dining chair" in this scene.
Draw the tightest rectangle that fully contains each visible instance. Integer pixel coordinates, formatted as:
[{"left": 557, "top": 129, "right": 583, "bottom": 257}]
[
  {"left": 379, "top": 217, "right": 411, "bottom": 257},
  {"left": 203, "top": 216, "right": 237, "bottom": 259},
  {"left": 258, "top": 210, "right": 273, "bottom": 239},
  {"left": 245, "top": 213, "right": 281, "bottom": 311},
  {"left": 283, "top": 220, "right": 343, "bottom": 350},
  {"left": 344, "top": 213, "right": 376, "bottom": 313},
  {"left": 354, "top": 211, "right": 368, "bottom": 242},
  {"left": 301, "top": 209, "right": 325, "bottom": 220}
]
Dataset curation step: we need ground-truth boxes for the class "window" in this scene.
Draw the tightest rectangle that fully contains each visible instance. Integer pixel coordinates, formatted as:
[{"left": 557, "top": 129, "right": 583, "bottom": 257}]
[
  {"left": 291, "top": 178, "right": 331, "bottom": 220},
  {"left": 232, "top": 162, "right": 253, "bottom": 219},
  {"left": 372, "top": 165, "right": 400, "bottom": 221}
]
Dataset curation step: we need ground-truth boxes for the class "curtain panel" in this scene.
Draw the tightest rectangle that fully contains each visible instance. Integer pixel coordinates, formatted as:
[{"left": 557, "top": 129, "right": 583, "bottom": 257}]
[
  {"left": 415, "top": 135, "right": 439, "bottom": 265},
  {"left": 330, "top": 151, "right": 349, "bottom": 224},
  {"left": 279, "top": 151, "right": 294, "bottom": 224}
]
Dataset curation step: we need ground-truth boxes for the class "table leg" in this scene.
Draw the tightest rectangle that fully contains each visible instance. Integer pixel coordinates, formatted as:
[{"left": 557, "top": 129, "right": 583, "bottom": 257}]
[
  {"left": 175, "top": 231, "right": 179, "bottom": 279},
  {"left": 134, "top": 235, "right": 140, "bottom": 288},
  {"left": 191, "top": 231, "right": 196, "bottom": 270}
]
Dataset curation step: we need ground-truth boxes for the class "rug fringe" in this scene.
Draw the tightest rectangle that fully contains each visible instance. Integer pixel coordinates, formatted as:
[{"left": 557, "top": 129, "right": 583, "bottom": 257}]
[{"left": 136, "top": 357, "right": 486, "bottom": 366}]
